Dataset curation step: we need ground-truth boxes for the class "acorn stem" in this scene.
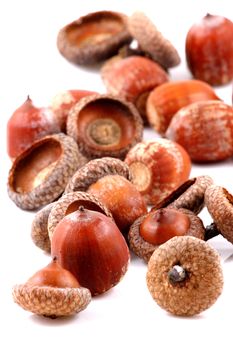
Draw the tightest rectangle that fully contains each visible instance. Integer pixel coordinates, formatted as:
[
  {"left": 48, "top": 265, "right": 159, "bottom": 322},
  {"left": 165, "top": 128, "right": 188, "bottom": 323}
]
[
  {"left": 204, "top": 222, "right": 221, "bottom": 241},
  {"left": 78, "top": 205, "right": 85, "bottom": 212},
  {"left": 168, "top": 265, "right": 187, "bottom": 284}
]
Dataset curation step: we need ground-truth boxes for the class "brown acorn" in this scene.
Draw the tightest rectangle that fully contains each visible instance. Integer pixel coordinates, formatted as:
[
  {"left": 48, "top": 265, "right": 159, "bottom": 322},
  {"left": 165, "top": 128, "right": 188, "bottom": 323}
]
[
  {"left": 57, "top": 11, "right": 132, "bottom": 65},
  {"left": 128, "top": 208, "right": 205, "bottom": 262},
  {"left": 7, "top": 133, "right": 87, "bottom": 210},
  {"left": 147, "top": 236, "right": 223, "bottom": 316},
  {"left": 66, "top": 94, "right": 143, "bottom": 160},
  {"left": 12, "top": 257, "right": 91, "bottom": 318}
]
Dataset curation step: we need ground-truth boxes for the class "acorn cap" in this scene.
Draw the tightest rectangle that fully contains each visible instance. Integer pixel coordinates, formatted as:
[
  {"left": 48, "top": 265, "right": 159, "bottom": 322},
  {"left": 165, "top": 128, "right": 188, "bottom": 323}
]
[
  {"left": 57, "top": 11, "right": 132, "bottom": 65},
  {"left": 66, "top": 93, "right": 143, "bottom": 160},
  {"left": 31, "top": 202, "right": 54, "bottom": 253},
  {"left": 128, "top": 12, "right": 180, "bottom": 69},
  {"left": 147, "top": 236, "right": 223, "bottom": 316},
  {"left": 205, "top": 185, "right": 233, "bottom": 244},
  {"left": 7, "top": 133, "right": 87, "bottom": 210},
  {"left": 154, "top": 175, "right": 213, "bottom": 214},
  {"left": 65, "top": 157, "right": 132, "bottom": 194},
  {"left": 48, "top": 191, "right": 113, "bottom": 241},
  {"left": 12, "top": 284, "right": 91, "bottom": 318},
  {"left": 128, "top": 208, "right": 205, "bottom": 262}
]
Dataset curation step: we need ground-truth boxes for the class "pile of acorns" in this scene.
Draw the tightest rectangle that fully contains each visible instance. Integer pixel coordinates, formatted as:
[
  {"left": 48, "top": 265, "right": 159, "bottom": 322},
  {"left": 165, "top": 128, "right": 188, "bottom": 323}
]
[{"left": 8, "top": 10, "right": 233, "bottom": 318}]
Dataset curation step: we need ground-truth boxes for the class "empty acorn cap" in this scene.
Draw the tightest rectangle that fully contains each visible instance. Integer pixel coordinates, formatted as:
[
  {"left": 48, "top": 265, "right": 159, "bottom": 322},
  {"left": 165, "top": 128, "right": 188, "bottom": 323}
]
[
  {"left": 7, "top": 133, "right": 87, "bottom": 210},
  {"left": 128, "top": 208, "right": 205, "bottom": 262},
  {"left": 153, "top": 175, "right": 213, "bottom": 214},
  {"left": 66, "top": 93, "right": 143, "bottom": 160},
  {"left": 147, "top": 236, "right": 223, "bottom": 316},
  {"left": 128, "top": 12, "right": 180, "bottom": 69},
  {"left": 57, "top": 11, "right": 132, "bottom": 65},
  {"left": 65, "top": 157, "right": 132, "bottom": 194},
  {"left": 48, "top": 191, "right": 113, "bottom": 241}
]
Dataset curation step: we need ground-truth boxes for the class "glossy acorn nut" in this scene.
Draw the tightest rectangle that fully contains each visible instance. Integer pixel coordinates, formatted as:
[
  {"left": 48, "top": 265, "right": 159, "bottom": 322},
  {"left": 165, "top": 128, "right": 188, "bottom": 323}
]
[
  {"left": 57, "top": 11, "right": 132, "bottom": 65},
  {"left": 7, "top": 133, "right": 86, "bottom": 210},
  {"left": 147, "top": 236, "right": 223, "bottom": 316},
  {"left": 124, "top": 139, "right": 191, "bottom": 206},
  {"left": 186, "top": 14, "right": 233, "bottom": 86},
  {"left": 166, "top": 100, "right": 233, "bottom": 162},
  {"left": 128, "top": 208, "right": 205, "bottom": 262},
  {"left": 12, "top": 257, "right": 91, "bottom": 318},
  {"left": 87, "top": 174, "right": 147, "bottom": 235},
  {"left": 128, "top": 12, "right": 180, "bottom": 69},
  {"left": 101, "top": 55, "right": 169, "bottom": 122},
  {"left": 51, "top": 207, "right": 130, "bottom": 296},
  {"left": 67, "top": 94, "right": 143, "bottom": 160},
  {"left": 147, "top": 80, "right": 220, "bottom": 134},
  {"left": 7, "top": 96, "right": 60, "bottom": 159},
  {"left": 205, "top": 185, "right": 233, "bottom": 244},
  {"left": 153, "top": 175, "right": 213, "bottom": 215},
  {"left": 50, "top": 90, "right": 96, "bottom": 132}
]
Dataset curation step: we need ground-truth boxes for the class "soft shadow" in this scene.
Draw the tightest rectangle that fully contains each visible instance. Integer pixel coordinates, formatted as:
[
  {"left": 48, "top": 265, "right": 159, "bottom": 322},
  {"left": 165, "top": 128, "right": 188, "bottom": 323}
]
[
  {"left": 223, "top": 253, "right": 233, "bottom": 263},
  {"left": 165, "top": 311, "right": 206, "bottom": 320},
  {"left": 29, "top": 312, "right": 78, "bottom": 326}
]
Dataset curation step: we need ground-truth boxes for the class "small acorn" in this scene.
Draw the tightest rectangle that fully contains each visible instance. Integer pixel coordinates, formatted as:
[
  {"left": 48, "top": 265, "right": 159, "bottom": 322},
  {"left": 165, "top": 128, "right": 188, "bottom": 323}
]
[
  {"left": 12, "top": 257, "right": 91, "bottom": 318},
  {"left": 147, "top": 236, "right": 223, "bottom": 316}
]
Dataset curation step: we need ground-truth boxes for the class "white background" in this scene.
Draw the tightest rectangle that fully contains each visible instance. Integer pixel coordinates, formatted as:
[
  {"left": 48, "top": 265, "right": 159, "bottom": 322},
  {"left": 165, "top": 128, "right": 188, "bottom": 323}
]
[{"left": 0, "top": 1, "right": 233, "bottom": 349}]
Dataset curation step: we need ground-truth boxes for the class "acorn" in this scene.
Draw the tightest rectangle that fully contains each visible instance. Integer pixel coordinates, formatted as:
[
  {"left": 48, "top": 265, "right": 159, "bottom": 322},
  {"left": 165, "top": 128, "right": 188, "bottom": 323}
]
[
  {"left": 7, "top": 133, "right": 87, "bottom": 210},
  {"left": 124, "top": 139, "right": 191, "bottom": 206},
  {"left": 66, "top": 94, "right": 143, "bottom": 160},
  {"left": 146, "top": 236, "right": 223, "bottom": 316},
  {"left": 51, "top": 207, "right": 130, "bottom": 296},
  {"left": 12, "top": 257, "right": 91, "bottom": 318},
  {"left": 128, "top": 12, "right": 180, "bottom": 69},
  {"left": 57, "top": 11, "right": 132, "bottom": 65},
  {"left": 128, "top": 208, "right": 205, "bottom": 262}
]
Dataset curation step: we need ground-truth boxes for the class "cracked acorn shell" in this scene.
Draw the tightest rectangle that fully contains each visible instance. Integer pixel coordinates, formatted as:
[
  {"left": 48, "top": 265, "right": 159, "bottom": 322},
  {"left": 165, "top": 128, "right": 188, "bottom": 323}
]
[
  {"left": 153, "top": 175, "right": 213, "bottom": 215},
  {"left": 165, "top": 100, "right": 233, "bottom": 162},
  {"left": 128, "top": 208, "right": 205, "bottom": 262},
  {"left": 65, "top": 157, "right": 132, "bottom": 194},
  {"left": 57, "top": 11, "right": 132, "bottom": 65},
  {"left": 128, "top": 12, "right": 180, "bottom": 69},
  {"left": 12, "top": 258, "right": 91, "bottom": 318},
  {"left": 7, "top": 133, "right": 87, "bottom": 210},
  {"left": 205, "top": 185, "right": 233, "bottom": 244},
  {"left": 124, "top": 139, "right": 191, "bottom": 206},
  {"left": 146, "top": 80, "right": 220, "bottom": 134},
  {"left": 147, "top": 236, "right": 223, "bottom": 316},
  {"left": 66, "top": 94, "right": 143, "bottom": 160}
]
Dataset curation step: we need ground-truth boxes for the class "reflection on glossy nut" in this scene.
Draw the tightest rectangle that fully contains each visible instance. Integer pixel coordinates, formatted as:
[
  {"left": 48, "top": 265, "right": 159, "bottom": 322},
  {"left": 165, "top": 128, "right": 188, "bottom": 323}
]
[{"left": 166, "top": 100, "right": 233, "bottom": 162}]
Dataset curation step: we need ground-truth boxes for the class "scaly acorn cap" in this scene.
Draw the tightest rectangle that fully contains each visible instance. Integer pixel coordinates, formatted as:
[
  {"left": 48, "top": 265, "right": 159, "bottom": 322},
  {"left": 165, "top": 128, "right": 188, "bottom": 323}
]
[
  {"left": 128, "top": 12, "right": 180, "bottom": 69},
  {"left": 65, "top": 157, "right": 132, "bottom": 194},
  {"left": 147, "top": 236, "right": 223, "bottom": 316},
  {"left": 7, "top": 133, "right": 87, "bottom": 210}
]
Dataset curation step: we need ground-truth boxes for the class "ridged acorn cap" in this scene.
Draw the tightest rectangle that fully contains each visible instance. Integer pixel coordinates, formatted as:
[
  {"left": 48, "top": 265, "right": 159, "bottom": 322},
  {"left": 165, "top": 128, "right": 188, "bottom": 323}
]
[
  {"left": 66, "top": 93, "right": 143, "bottom": 160},
  {"left": 57, "top": 11, "right": 132, "bottom": 65},
  {"left": 128, "top": 208, "right": 205, "bottom": 262},
  {"left": 65, "top": 157, "right": 132, "bottom": 194},
  {"left": 128, "top": 12, "right": 180, "bottom": 69},
  {"left": 7, "top": 133, "right": 87, "bottom": 210},
  {"left": 147, "top": 236, "right": 223, "bottom": 316}
]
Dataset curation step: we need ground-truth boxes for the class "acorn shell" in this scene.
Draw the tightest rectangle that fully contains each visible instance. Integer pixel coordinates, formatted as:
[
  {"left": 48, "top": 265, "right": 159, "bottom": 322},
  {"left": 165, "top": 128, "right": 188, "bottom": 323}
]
[
  {"left": 66, "top": 94, "right": 143, "bottom": 160},
  {"left": 7, "top": 133, "right": 87, "bottom": 210},
  {"left": 57, "top": 11, "right": 132, "bottom": 65},
  {"left": 65, "top": 157, "right": 132, "bottom": 194},
  {"left": 48, "top": 191, "right": 113, "bottom": 241},
  {"left": 12, "top": 284, "right": 91, "bottom": 318},
  {"left": 153, "top": 175, "right": 213, "bottom": 214},
  {"left": 128, "top": 12, "right": 180, "bottom": 69},
  {"left": 124, "top": 139, "right": 191, "bottom": 206},
  {"left": 128, "top": 208, "right": 205, "bottom": 262},
  {"left": 205, "top": 185, "right": 233, "bottom": 244},
  {"left": 165, "top": 100, "right": 233, "bottom": 162},
  {"left": 147, "top": 236, "right": 223, "bottom": 316}
]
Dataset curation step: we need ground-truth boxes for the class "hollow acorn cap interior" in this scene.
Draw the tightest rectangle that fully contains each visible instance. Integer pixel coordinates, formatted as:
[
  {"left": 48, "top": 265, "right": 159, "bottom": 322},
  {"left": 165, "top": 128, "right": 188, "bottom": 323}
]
[
  {"left": 57, "top": 11, "right": 132, "bottom": 65},
  {"left": 67, "top": 93, "right": 143, "bottom": 160},
  {"left": 7, "top": 133, "right": 86, "bottom": 210}
]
